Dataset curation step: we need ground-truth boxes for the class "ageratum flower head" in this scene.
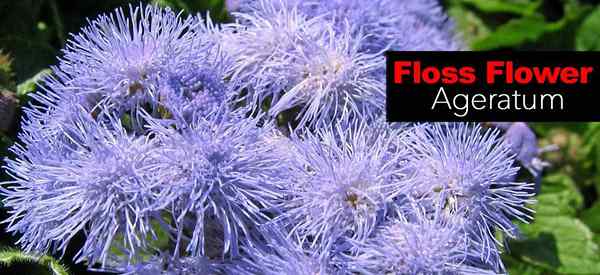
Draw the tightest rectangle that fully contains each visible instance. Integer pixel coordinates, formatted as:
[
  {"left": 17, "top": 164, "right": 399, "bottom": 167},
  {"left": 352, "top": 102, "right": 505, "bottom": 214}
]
[
  {"left": 158, "top": 46, "right": 234, "bottom": 122},
  {"left": 276, "top": 118, "right": 413, "bottom": 254},
  {"left": 1, "top": 5, "right": 237, "bottom": 269},
  {"left": 59, "top": 5, "right": 231, "bottom": 125},
  {"left": 407, "top": 123, "right": 535, "bottom": 270},
  {"left": 145, "top": 109, "right": 287, "bottom": 259},
  {"left": 1, "top": 108, "right": 168, "bottom": 267},
  {"left": 491, "top": 122, "right": 553, "bottom": 180},
  {"left": 224, "top": 1, "right": 385, "bottom": 127},
  {"left": 18, "top": 70, "right": 88, "bottom": 146},
  {"left": 346, "top": 205, "right": 487, "bottom": 275},
  {"left": 122, "top": 255, "right": 231, "bottom": 275},
  {"left": 230, "top": 0, "right": 462, "bottom": 53},
  {"left": 229, "top": 225, "right": 334, "bottom": 275}
]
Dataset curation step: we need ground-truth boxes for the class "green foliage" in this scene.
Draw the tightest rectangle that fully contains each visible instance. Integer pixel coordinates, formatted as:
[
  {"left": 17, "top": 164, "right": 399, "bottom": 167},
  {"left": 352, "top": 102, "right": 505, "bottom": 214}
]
[
  {"left": 580, "top": 202, "right": 600, "bottom": 233},
  {"left": 534, "top": 173, "right": 583, "bottom": 216},
  {"left": 0, "top": 248, "right": 70, "bottom": 275},
  {"left": 152, "top": 0, "right": 228, "bottom": 21},
  {"left": 511, "top": 216, "right": 600, "bottom": 274},
  {"left": 576, "top": 6, "right": 600, "bottom": 50},
  {"left": 504, "top": 255, "right": 545, "bottom": 275},
  {"left": 0, "top": 50, "right": 15, "bottom": 90},
  {"left": 446, "top": 0, "right": 594, "bottom": 50},
  {"left": 472, "top": 14, "right": 552, "bottom": 50},
  {"left": 16, "top": 68, "right": 52, "bottom": 101}
]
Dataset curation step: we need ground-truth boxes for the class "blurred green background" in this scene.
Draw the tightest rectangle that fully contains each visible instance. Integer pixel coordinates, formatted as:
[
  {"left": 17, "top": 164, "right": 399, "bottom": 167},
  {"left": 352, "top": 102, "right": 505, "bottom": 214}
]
[{"left": 1, "top": 0, "right": 600, "bottom": 274}]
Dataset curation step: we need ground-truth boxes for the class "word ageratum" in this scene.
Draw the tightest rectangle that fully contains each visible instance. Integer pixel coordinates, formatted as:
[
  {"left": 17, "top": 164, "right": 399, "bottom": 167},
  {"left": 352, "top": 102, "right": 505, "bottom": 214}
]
[
  {"left": 0, "top": 1, "right": 538, "bottom": 274},
  {"left": 432, "top": 87, "right": 565, "bottom": 118}
]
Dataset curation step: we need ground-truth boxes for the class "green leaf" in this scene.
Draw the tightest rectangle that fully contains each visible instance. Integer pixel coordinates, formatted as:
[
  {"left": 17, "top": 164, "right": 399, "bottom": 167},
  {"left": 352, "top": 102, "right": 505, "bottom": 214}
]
[
  {"left": 0, "top": 248, "right": 69, "bottom": 275},
  {"left": 0, "top": 50, "right": 15, "bottom": 90},
  {"left": 576, "top": 6, "right": 600, "bottom": 50},
  {"left": 534, "top": 173, "right": 583, "bottom": 216},
  {"left": 447, "top": 4, "right": 491, "bottom": 45},
  {"left": 151, "top": 0, "right": 227, "bottom": 20},
  {"left": 503, "top": 255, "right": 545, "bottom": 275},
  {"left": 511, "top": 216, "right": 600, "bottom": 274},
  {"left": 580, "top": 202, "right": 600, "bottom": 233},
  {"left": 582, "top": 123, "right": 600, "bottom": 188},
  {"left": 584, "top": 123, "right": 600, "bottom": 164},
  {"left": 472, "top": 15, "right": 549, "bottom": 50},
  {"left": 454, "top": 0, "right": 542, "bottom": 16},
  {"left": 16, "top": 68, "right": 51, "bottom": 99}
]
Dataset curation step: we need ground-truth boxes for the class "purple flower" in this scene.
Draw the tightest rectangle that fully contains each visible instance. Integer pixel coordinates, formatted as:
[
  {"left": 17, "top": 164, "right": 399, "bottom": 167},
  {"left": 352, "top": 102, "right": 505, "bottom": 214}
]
[
  {"left": 223, "top": 2, "right": 385, "bottom": 127},
  {"left": 57, "top": 5, "right": 230, "bottom": 126},
  {"left": 60, "top": 5, "right": 194, "bottom": 108},
  {"left": 0, "top": 1, "right": 537, "bottom": 273},
  {"left": 122, "top": 255, "right": 229, "bottom": 275},
  {"left": 2, "top": 109, "right": 168, "bottom": 267},
  {"left": 230, "top": 0, "right": 463, "bottom": 53},
  {"left": 276, "top": 119, "right": 413, "bottom": 253},
  {"left": 1, "top": 4, "right": 241, "bottom": 271},
  {"left": 491, "top": 122, "right": 555, "bottom": 193},
  {"left": 230, "top": 225, "right": 333, "bottom": 275},
  {"left": 158, "top": 46, "right": 235, "bottom": 121},
  {"left": 145, "top": 110, "right": 287, "bottom": 259},
  {"left": 407, "top": 123, "right": 535, "bottom": 269},
  {"left": 346, "top": 206, "right": 479, "bottom": 274}
]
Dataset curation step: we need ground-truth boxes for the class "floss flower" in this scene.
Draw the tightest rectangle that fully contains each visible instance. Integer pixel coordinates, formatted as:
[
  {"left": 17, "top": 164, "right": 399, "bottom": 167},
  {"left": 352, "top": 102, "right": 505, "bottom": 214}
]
[
  {"left": 146, "top": 110, "right": 287, "bottom": 258},
  {"left": 224, "top": 1, "right": 385, "bottom": 127},
  {"left": 60, "top": 5, "right": 195, "bottom": 112},
  {"left": 59, "top": 4, "right": 231, "bottom": 126},
  {"left": 276, "top": 119, "right": 413, "bottom": 253},
  {"left": 346, "top": 206, "right": 484, "bottom": 275},
  {"left": 231, "top": 226, "right": 333, "bottom": 275},
  {"left": 408, "top": 123, "right": 535, "bottom": 270},
  {"left": 1, "top": 109, "right": 167, "bottom": 267},
  {"left": 230, "top": 0, "right": 462, "bottom": 53}
]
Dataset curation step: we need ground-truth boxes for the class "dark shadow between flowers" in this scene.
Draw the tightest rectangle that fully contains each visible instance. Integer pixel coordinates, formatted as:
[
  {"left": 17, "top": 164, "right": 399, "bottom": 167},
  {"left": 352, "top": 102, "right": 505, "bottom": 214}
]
[{"left": 509, "top": 232, "right": 560, "bottom": 269}]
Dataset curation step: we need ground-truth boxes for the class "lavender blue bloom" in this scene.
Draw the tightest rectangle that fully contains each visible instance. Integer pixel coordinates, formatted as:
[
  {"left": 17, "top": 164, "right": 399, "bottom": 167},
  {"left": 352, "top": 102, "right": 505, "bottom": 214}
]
[
  {"left": 2, "top": 5, "right": 237, "bottom": 269},
  {"left": 59, "top": 5, "right": 195, "bottom": 111},
  {"left": 223, "top": 1, "right": 385, "bottom": 127},
  {"left": 122, "top": 255, "right": 229, "bottom": 275},
  {"left": 1, "top": 109, "right": 167, "bottom": 267},
  {"left": 58, "top": 5, "right": 231, "bottom": 127},
  {"left": 407, "top": 123, "right": 535, "bottom": 270},
  {"left": 276, "top": 119, "right": 413, "bottom": 254},
  {"left": 145, "top": 110, "right": 287, "bottom": 259},
  {"left": 229, "top": 0, "right": 463, "bottom": 53},
  {"left": 346, "top": 206, "right": 478, "bottom": 274},
  {"left": 491, "top": 122, "right": 556, "bottom": 193},
  {"left": 229, "top": 225, "right": 334, "bottom": 275}
]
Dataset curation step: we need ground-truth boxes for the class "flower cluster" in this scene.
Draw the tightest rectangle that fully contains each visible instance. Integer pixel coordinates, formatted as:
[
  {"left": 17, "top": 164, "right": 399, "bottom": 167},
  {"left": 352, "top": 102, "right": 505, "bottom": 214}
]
[{"left": 1, "top": 2, "right": 536, "bottom": 274}]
